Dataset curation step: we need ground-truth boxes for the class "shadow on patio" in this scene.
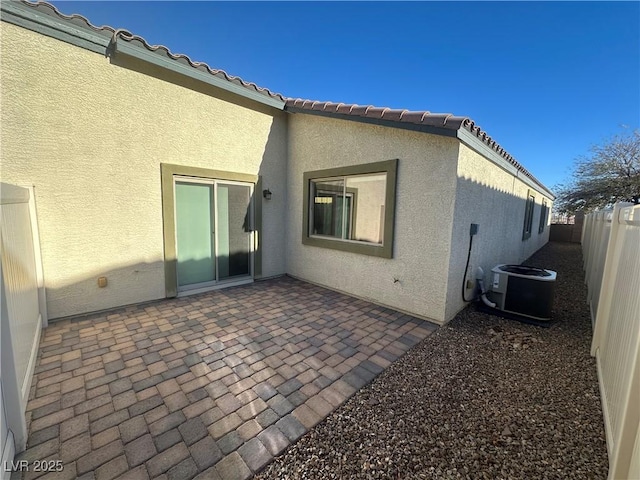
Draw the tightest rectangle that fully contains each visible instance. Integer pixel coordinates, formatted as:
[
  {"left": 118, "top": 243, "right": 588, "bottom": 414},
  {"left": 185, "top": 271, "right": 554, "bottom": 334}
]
[{"left": 13, "top": 277, "right": 437, "bottom": 480}]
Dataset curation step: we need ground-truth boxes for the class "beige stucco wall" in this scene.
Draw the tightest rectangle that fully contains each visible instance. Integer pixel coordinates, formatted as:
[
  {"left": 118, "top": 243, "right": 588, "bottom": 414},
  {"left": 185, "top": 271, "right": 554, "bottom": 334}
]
[
  {"left": 286, "top": 113, "right": 459, "bottom": 324},
  {"left": 444, "top": 142, "right": 553, "bottom": 321},
  {"left": 0, "top": 22, "right": 288, "bottom": 319}
]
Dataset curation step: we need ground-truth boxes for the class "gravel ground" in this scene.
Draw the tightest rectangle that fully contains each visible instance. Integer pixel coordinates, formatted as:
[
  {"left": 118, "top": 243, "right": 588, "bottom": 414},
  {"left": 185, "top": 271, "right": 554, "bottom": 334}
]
[{"left": 256, "top": 242, "right": 608, "bottom": 479}]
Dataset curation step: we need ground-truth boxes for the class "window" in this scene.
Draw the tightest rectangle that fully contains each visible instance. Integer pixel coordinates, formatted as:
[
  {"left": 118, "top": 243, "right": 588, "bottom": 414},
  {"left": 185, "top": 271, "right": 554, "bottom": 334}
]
[
  {"left": 522, "top": 190, "right": 535, "bottom": 240},
  {"left": 302, "top": 159, "right": 398, "bottom": 258},
  {"left": 538, "top": 199, "right": 548, "bottom": 234}
]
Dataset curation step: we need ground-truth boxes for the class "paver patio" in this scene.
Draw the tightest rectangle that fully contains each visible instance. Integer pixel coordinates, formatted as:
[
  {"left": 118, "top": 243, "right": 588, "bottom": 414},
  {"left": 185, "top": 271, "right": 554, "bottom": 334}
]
[{"left": 14, "top": 276, "right": 437, "bottom": 480}]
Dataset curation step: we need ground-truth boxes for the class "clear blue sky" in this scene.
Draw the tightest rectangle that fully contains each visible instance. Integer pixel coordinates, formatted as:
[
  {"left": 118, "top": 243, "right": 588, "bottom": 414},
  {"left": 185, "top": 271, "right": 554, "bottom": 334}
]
[{"left": 53, "top": 1, "right": 639, "bottom": 190}]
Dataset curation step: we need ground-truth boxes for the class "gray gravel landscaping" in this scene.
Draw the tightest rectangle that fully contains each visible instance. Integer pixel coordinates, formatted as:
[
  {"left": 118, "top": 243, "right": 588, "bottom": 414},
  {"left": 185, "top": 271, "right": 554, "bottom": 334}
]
[{"left": 256, "top": 242, "right": 608, "bottom": 479}]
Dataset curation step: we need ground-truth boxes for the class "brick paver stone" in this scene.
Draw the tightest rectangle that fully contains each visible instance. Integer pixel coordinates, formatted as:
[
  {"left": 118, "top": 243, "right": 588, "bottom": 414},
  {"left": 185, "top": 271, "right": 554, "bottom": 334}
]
[
  {"left": 257, "top": 426, "right": 290, "bottom": 456},
  {"left": 29, "top": 408, "right": 75, "bottom": 432},
  {"left": 200, "top": 407, "right": 224, "bottom": 427},
  {"left": 193, "top": 466, "right": 223, "bottom": 480},
  {"left": 277, "top": 378, "right": 303, "bottom": 397},
  {"left": 91, "top": 409, "right": 130, "bottom": 435},
  {"left": 60, "top": 413, "right": 89, "bottom": 442},
  {"left": 292, "top": 404, "right": 322, "bottom": 429},
  {"left": 255, "top": 409, "right": 279, "bottom": 428},
  {"left": 215, "top": 452, "right": 252, "bottom": 480},
  {"left": 26, "top": 424, "right": 59, "bottom": 448},
  {"left": 112, "top": 464, "right": 150, "bottom": 480},
  {"left": 124, "top": 434, "right": 157, "bottom": 467},
  {"left": 266, "top": 395, "right": 294, "bottom": 417},
  {"left": 76, "top": 439, "right": 124, "bottom": 475},
  {"left": 145, "top": 405, "right": 170, "bottom": 425},
  {"left": 21, "top": 277, "right": 437, "bottom": 479},
  {"left": 88, "top": 402, "right": 115, "bottom": 423},
  {"left": 60, "top": 431, "right": 91, "bottom": 463},
  {"left": 319, "top": 386, "right": 347, "bottom": 407},
  {"left": 178, "top": 417, "right": 208, "bottom": 446},
  {"left": 61, "top": 389, "right": 86, "bottom": 409},
  {"left": 166, "top": 457, "right": 199, "bottom": 480},
  {"left": 90, "top": 427, "right": 118, "bottom": 451},
  {"left": 157, "top": 378, "right": 181, "bottom": 397},
  {"left": 119, "top": 416, "right": 148, "bottom": 444},
  {"left": 217, "top": 431, "right": 243, "bottom": 455},
  {"left": 341, "top": 370, "right": 368, "bottom": 390},
  {"left": 128, "top": 395, "right": 164, "bottom": 417},
  {"left": 332, "top": 379, "right": 357, "bottom": 398},
  {"left": 94, "top": 454, "right": 129, "bottom": 480},
  {"left": 275, "top": 415, "right": 307, "bottom": 442},
  {"left": 252, "top": 383, "right": 277, "bottom": 401},
  {"left": 236, "top": 398, "right": 268, "bottom": 421},
  {"left": 149, "top": 411, "right": 186, "bottom": 436},
  {"left": 31, "top": 400, "right": 62, "bottom": 420},
  {"left": 208, "top": 413, "right": 241, "bottom": 440},
  {"left": 164, "top": 391, "right": 189, "bottom": 412},
  {"left": 237, "top": 420, "right": 262, "bottom": 441},
  {"left": 113, "top": 391, "right": 137, "bottom": 411},
  {"left": 189, "top": 436, "right": 223, "bottom": 471},
  {"left": 306, "top": 394, "right": 334, "bottom": 418},
  {"left": 154, "top": 428, "right": 182, "bottom": 453},
  {"left": 183, "top": 397, "right": 215, "bottom": 419},
  {"left": 238, "top": 438, "right": 272, "bottom": 473},
  {"left": 17, "top": 438, "right": 59, "bottom": 464},
  {"left": 146, "top": 441, "right": 190, "bottom": 477},
  {"left": 216, "top": 394, "right": 242, "bottom": 415}
]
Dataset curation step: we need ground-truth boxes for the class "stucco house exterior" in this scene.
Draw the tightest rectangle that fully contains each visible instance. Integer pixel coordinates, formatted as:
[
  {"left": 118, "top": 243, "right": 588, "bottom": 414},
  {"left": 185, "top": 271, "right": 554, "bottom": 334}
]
[
  {"left": 1, "top": 1, "right": 554, "bottom": 327},
  {"left": 1, "top": 0, "right": 554, "bottom": 463}
]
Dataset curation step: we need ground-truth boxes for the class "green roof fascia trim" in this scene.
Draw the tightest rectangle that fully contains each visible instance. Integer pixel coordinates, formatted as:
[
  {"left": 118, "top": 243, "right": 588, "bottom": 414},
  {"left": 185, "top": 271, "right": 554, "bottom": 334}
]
[
  {"left": 114, "top": 39, "right": 286, "bottom": 111},
  {"left": 1, "top": 1, "right": 111, "bottom": 54}
]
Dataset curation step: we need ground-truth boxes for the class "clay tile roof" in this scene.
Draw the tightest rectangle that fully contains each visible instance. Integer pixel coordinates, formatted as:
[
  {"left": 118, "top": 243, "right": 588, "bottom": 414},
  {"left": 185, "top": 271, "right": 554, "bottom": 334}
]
[
  {"left": 399, "top": 111, "right": 428, "bottom": 123},
  {"left": 335, "top": 104, "right": 353, "bottom": 115},
  {"left": 363, "top": 107, "right": 388, "bottom": 119},
  {"left": 348, "top": 105, "right": 371, "bottom": 116},
  {"left": 285, "top": 98, "right": 477, "bottom": 134},
  {"left": 20, "top": 0, "right": 116, "bottom": 36},
  {"left": 284, "top": 98, "right": 549, "bottom": 193},
  {"left": 323, "top": 102, "right": 344, "bottom": 113},
  {"left": 17, "top": 0, "right": 286, "bottom": 102},
  {"left": 383, "top": 109, "right": 408, "bottom": 122},
  {"left": 15, "top": 1, "right": 549, "bottom": 195}
]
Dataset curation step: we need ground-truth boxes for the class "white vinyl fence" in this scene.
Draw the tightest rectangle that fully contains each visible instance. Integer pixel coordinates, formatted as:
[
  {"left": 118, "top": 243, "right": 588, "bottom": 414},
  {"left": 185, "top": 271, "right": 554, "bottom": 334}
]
[
  {"left": 1, "top": 183, "right": 47, "bottom": 472},
  {"left": 583, "top": 202, "right": 640, "bottom": 480}
]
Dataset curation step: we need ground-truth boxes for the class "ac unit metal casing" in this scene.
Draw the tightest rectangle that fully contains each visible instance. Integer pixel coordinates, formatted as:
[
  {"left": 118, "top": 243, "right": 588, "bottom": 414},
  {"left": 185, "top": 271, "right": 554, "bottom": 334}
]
[{"left": 489, "top": 264, "right": 557, "bottom": 321}]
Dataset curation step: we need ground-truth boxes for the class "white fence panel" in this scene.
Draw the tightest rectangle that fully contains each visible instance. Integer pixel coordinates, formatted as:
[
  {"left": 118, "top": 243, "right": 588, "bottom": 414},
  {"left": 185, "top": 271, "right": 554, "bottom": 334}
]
[
  {"left": 0, "top": 183, "right": 47, "bottom": 455},
  {"left": 586, "top": 210, "right": 613, "bottom": 320},
  {"left": 584, "top": 203, "right": 640, "bottom": 480}
]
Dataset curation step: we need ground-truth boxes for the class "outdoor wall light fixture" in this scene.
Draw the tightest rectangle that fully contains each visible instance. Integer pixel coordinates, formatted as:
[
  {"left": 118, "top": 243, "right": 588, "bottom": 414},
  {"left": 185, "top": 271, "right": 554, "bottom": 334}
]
[{"left": 263, "top": 189, "right": 272, "bottom": 200}]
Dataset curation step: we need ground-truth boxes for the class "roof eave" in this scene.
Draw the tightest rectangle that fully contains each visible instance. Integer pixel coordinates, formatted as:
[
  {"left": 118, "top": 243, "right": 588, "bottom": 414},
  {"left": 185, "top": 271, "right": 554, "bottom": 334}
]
[
  {"left": 1, "top": 1, "right": 286, "bottom": 111},
  {"left": 112, "top": 38, "right": 285, "bottom": 111},
  {"left": 456, "top": 128, "right": 555, "bottom": 199},
  {"left": 285, "top": 104, "right": 460, "bottom": 139},
  {"left": 1, "top": 0, "right": 112, "bottom": 54},
  {"left": 286, "top": 104, "right": 555, "bottom": 200}
]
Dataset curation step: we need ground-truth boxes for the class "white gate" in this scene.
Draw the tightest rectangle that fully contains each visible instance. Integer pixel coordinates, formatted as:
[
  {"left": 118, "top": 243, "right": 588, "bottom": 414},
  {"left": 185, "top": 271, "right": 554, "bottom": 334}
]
[{"left": 1, "top": 183, "right": 47, "bottom": 475}]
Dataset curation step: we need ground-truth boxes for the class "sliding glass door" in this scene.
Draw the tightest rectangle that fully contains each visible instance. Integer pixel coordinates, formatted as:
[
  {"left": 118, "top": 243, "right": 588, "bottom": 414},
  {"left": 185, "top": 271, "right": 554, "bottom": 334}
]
[
  {"left": 175, "top": 178, "right": 253, "bottom": 291},
  {"left": 216, "top": 183, "right": 252, "bottom": 280}
]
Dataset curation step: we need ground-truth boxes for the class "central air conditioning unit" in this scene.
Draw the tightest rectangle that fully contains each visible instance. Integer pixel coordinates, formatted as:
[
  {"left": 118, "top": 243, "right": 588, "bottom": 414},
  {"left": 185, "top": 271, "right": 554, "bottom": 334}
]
[{"left": 487, "top": 264, "right": 557, "bottom": 321}]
